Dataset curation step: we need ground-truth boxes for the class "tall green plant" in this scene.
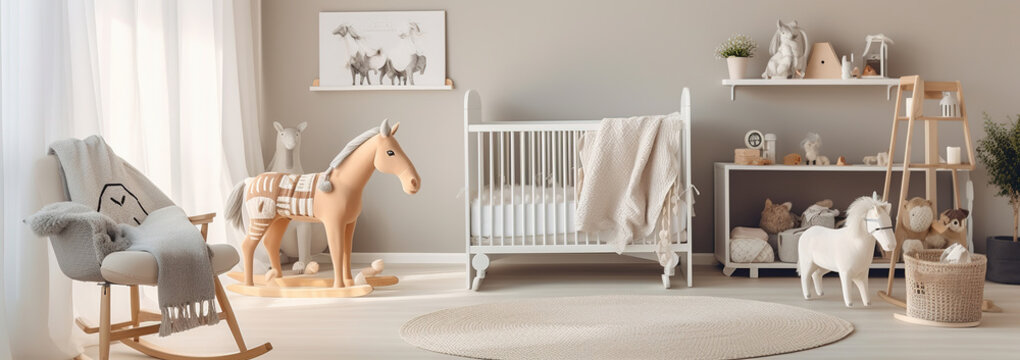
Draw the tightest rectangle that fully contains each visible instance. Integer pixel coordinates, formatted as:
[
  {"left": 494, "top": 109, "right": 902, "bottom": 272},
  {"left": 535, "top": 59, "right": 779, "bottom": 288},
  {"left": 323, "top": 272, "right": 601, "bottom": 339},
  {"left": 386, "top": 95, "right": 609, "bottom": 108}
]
[{"left": 976, "top": 113, "right": 1020, "bottom": 242}]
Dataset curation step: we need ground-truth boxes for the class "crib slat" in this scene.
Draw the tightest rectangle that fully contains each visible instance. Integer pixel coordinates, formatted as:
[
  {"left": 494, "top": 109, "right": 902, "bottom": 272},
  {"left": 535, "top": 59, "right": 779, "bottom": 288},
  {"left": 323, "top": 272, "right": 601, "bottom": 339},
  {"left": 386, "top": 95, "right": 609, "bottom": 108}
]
[
  {"left": 541, "top": 131, "right": 547, "bottom": 246},
  {"left": 488, "top": 132, "right": 494, "bottom": 246},
  {"left": 558, "top": 131, "right": 564, "bottom": 245},
  {"left": 554, "top": 131, "right": 560, "bottom": 244},
  {"left": 552, "top": 131, "right": 558, "bottom": 245},
  {"left": 473, "top": 133, "right": 481, "bottom": 245},
  {"left": 560, "top": 131, "right": 566, "bottom": 244},
  {"left": 530, "top": 131, "right": 537, "bottom": 246},
  {"left": 563, "top": 130, "right": 571, "bottom": 245},
  {"left": 572, "top": 131, "right": 578, "bottom": 245},
  {"left": 510, "top": 131, "right": 515, "bottom": 244},
  {"left": 499, "top": 132, "right": 505, "bottom": 246},
  {"left": 517, "top": 131, "right": 524, "bottom": 245}
]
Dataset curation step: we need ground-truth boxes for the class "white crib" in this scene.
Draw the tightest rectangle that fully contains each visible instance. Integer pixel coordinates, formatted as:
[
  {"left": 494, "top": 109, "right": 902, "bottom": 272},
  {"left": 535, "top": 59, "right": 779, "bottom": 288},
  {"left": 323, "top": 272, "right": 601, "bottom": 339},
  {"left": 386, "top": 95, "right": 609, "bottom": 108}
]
[{"left": 463, "top": 88, "right": 694, "bottom": 290}]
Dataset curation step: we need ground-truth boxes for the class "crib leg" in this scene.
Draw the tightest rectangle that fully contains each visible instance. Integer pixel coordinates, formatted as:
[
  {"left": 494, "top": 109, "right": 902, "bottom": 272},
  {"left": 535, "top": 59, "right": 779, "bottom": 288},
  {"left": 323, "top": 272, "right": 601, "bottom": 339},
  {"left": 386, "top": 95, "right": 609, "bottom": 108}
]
[
  {"left": 666, "top": 253, "right": 679, "bottom": 277},
  {"left": 686, "top": 251, "right": 693, "bottom": 288},
  {"left": 471, "top": 253, "right": 490, "bottom": 291},
  {"left": 662, "top": 252, "right": 680, "bottom": 289}
]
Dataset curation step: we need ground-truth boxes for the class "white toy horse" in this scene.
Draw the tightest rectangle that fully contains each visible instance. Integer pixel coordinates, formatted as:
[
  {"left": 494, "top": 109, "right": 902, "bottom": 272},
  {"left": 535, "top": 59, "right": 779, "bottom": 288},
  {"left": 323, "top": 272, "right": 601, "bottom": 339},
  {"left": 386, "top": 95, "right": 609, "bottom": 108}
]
[
  {"left": 798, "top": 194, "right": 897, "bottom": 307},
  {"left": 267, "top": 121, "right": 324, "bottom": 274}
]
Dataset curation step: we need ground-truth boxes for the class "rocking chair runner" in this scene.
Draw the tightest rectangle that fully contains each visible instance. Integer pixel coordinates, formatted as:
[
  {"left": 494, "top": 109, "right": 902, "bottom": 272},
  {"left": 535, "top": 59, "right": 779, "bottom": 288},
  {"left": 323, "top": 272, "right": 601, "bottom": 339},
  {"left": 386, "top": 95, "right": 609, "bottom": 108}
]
[{"left": 35, "top": 156, "right": 272, "bottom": 360}]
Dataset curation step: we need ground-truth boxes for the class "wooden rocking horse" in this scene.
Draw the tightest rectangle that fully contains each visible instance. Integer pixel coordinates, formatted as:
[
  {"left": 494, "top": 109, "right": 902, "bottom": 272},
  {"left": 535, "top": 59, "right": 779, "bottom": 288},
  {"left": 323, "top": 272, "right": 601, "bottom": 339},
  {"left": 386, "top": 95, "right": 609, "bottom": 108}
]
[{"left": 225, "top": 119, "right": 420, "bottom": 297}]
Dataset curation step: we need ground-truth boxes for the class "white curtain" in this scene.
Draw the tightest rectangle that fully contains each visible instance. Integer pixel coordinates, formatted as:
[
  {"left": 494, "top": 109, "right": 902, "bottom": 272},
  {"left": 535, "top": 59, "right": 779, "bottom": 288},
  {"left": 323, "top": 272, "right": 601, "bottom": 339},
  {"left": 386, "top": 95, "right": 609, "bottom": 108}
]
[
  {"left": 1, "top": 0, "right": 264, "bottom": 358},
  {"left": 0, "top": 7, "right": 12, "bottom": 356}
]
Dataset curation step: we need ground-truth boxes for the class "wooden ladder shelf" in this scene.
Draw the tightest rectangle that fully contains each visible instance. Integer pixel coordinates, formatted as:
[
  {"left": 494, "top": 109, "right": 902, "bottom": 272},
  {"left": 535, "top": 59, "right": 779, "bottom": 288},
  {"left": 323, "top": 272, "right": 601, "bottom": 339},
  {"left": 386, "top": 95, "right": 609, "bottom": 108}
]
[{"left": 877, "top": 75, "right": 976, "bottom": 307}]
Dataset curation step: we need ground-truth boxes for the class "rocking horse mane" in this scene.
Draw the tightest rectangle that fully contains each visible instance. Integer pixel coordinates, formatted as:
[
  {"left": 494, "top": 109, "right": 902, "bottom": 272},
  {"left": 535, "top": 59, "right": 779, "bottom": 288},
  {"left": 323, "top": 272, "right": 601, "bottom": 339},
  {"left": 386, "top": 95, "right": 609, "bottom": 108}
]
[
  {"left": 845, "top": 195, "right": 888, "bottom": 235},
  {"left": 317, "top": 127, "right": 381, "bottom": 192}
]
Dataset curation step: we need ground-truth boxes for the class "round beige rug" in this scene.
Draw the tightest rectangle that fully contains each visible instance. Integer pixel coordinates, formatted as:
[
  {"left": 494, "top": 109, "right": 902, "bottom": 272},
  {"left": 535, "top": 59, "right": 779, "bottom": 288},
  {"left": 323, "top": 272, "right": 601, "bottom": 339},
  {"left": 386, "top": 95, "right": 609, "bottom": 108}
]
[{"left": 401, "top": 295, "right": 853, "bottom": 360}]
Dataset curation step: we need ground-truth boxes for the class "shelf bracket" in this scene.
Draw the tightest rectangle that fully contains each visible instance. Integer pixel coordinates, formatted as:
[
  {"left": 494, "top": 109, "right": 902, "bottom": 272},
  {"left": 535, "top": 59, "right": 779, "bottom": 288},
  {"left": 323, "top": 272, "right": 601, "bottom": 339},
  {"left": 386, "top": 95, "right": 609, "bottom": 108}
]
[
  {"left": 887, "top": 84, "right": 895, "bottom": 101},
  {"left": 729, "top": 85, "right": 736, "bottom": 101}
]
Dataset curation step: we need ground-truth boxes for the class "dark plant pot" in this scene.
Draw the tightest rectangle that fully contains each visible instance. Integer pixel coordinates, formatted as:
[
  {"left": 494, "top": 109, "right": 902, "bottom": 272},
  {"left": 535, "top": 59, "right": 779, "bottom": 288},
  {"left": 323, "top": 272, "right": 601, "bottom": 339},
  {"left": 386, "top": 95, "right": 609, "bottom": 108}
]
[{"left": 987, "top": 236, "right": 1020, "bottom": 284}]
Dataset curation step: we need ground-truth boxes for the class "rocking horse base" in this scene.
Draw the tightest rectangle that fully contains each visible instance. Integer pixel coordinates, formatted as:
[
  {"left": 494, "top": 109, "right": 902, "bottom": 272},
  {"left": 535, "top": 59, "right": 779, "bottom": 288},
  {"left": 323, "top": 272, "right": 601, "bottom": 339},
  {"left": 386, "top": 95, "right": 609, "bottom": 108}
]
[
  {"left": 226, "top": 283, "right": 373, "bottom": 298},
  {"left": 276, "top": 275, "right": 399, "bottom": 288},
  {"left": 226, "top": 271, "right": 398, "bottom": 288},
  {"left": 224, "top": 271, "right": 397, "bottom": 298}
]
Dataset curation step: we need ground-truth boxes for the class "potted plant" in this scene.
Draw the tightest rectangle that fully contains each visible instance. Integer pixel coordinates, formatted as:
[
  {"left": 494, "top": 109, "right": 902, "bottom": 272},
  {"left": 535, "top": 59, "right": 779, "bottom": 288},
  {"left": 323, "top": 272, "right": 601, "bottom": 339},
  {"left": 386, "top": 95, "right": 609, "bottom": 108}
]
[
  {"left": 976, "top": 113, "right": 1020, "bottom": 284},
  {"left": 716, "top": 34, "right": 757, "bottom": 80}
]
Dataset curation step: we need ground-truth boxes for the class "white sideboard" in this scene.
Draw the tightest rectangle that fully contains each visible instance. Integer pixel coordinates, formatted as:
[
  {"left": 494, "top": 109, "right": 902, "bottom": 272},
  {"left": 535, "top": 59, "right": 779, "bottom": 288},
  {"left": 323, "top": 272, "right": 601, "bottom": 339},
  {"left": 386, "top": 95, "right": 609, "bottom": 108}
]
[{"left": 713, "top": 162, "right": 973, "bottom": 278}]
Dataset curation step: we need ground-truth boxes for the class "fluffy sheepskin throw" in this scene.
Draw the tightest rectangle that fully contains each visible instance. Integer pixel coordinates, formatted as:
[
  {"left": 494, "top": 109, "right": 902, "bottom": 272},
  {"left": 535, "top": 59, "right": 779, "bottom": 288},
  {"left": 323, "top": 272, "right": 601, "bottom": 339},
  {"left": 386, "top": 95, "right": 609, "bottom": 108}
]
[{"left": 27, "top": 202, "right": 131, "bottom": 281}]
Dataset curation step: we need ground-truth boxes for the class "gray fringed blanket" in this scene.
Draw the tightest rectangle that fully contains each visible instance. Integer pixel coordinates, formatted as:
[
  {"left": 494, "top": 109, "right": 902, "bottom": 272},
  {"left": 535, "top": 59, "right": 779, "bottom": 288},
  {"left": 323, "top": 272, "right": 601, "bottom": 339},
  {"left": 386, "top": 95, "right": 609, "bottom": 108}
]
[
  {"left": 47, "top": 136, "right": 219, "bottom": 336},
  {"left": 123, "top": 206, "right": 219, "bottom": 336}
]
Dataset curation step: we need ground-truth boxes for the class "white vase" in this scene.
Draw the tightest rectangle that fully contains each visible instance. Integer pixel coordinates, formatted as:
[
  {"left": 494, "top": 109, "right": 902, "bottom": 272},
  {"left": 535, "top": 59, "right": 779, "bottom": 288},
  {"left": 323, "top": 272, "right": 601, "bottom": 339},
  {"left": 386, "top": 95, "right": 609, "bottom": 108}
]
[{"left": 726, "top": 56, "right": 748, "bottom": 80}]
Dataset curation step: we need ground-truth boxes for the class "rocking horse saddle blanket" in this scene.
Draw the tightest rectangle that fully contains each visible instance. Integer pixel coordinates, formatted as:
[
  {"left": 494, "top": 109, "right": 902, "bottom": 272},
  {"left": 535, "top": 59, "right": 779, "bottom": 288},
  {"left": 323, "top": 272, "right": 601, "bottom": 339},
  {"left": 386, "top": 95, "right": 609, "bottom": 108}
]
[{"left": 47, "top": 136, "right": 218, "bottom": 336}]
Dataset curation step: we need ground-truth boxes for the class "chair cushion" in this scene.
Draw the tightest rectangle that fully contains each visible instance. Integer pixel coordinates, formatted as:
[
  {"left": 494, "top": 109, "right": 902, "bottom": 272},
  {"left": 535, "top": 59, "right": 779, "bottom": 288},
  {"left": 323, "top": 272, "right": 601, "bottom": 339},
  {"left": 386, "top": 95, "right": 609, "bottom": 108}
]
[{"left": 100, "top": 244, "right": 239, "bottom": 285}]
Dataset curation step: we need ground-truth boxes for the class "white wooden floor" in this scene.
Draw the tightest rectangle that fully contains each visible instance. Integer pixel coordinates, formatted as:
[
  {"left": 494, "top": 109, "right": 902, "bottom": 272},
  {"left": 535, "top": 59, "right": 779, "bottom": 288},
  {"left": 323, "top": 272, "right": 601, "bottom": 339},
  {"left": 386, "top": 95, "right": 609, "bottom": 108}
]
[{"left": 84, "top": 255, "right": 1019, "bottom": 359}]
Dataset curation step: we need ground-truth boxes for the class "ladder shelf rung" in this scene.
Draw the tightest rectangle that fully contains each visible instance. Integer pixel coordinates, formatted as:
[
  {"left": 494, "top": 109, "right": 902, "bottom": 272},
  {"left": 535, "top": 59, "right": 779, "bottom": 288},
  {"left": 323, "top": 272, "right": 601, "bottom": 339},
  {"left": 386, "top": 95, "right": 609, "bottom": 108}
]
[
  {"left": 896, "top": 116, "right": 964, "bottom": 121},
  {"left": 905, "top": 163, "right": 973, "bottom": 170}
]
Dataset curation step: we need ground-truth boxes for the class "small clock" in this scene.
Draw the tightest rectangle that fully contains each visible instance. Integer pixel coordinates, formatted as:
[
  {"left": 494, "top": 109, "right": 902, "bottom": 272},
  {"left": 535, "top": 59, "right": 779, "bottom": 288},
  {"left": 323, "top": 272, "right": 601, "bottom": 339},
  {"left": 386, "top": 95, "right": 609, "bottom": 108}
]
[{"left": 744, "top": 130, "right": 764, "bottom": 149}]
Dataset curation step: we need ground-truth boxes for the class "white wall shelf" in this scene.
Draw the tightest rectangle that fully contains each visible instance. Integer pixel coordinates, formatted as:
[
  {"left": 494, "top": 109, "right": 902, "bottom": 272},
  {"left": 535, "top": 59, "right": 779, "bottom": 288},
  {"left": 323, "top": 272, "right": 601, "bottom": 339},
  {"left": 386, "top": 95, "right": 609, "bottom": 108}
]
[
  {"left": 713, "top": 162, "right": 973, "bottom": 278},
  {"left": 721, "top": 78, "right": 900, "bottom": 101},
  {"left": 310, "top": 85, "right": 453, "bottom": 91}
]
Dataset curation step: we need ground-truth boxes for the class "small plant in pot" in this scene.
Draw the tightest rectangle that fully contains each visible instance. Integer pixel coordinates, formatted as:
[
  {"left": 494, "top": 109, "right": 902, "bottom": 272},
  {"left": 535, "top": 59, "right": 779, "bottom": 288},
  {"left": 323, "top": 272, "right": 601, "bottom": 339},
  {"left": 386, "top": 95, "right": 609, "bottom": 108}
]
[
  {"left": 716, "top": 34, "right": 757, "bottom": 80},
  {"left": 976, "top": 113, "right": 1020, "bottom": 284}
]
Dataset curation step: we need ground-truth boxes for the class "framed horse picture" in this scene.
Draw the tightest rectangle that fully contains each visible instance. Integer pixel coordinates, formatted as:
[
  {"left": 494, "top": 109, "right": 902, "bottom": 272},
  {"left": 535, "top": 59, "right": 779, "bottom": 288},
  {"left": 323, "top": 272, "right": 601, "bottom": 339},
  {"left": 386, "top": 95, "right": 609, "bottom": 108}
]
[{"left": 318, "top": 11, "right": 447, "bottom": 89}]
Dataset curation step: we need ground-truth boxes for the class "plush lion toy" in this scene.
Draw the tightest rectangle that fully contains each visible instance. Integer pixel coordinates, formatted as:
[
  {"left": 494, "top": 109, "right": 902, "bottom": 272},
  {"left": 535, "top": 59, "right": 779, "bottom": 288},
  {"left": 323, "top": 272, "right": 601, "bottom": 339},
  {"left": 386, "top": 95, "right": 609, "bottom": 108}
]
[{"left": 892, "top": 197, "right": 934, "bottom": 261}]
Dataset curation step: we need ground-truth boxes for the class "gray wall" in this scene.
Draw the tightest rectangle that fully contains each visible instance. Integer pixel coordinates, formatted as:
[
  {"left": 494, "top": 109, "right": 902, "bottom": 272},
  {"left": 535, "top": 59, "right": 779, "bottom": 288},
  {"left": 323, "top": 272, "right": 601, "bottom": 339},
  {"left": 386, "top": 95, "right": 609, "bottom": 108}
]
[{"left": 261, "top": 0, "right": 1020, "bottom": 254}]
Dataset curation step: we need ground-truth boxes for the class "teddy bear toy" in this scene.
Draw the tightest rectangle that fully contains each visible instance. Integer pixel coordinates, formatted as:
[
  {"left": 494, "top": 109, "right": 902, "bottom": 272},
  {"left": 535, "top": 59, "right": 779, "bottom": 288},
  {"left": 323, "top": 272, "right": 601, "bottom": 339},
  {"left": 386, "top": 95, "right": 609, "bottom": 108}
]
[
  {"left": 760, "top": 198, "right": 798, "bottom": 234},
  {"left": 892, "top": 197, "right": 934, "bottom": 261},
  {"left": 925, "top": 208, "right": 970, "bottom": 249}
]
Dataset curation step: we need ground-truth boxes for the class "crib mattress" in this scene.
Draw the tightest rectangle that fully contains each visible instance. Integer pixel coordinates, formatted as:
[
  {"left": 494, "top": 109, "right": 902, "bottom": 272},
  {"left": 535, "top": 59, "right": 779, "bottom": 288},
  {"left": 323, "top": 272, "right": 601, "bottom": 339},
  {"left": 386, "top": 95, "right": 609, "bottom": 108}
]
[
  {"left": 471, "top": 199, "right": 577, "bottom": 237},
  {"left": 470, "top": 197, "right": 688, "bottom": 241},
  {"left": 469, "top": 227, "right": 688, "bottom": 246}
]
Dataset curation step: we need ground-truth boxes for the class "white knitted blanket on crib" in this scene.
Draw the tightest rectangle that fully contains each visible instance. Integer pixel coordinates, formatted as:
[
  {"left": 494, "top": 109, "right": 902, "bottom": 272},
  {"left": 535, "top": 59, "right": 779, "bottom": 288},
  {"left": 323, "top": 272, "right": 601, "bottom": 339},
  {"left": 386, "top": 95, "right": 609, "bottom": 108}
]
[{"left": 576, "top": 112, "right": 682, "bottom": 254}]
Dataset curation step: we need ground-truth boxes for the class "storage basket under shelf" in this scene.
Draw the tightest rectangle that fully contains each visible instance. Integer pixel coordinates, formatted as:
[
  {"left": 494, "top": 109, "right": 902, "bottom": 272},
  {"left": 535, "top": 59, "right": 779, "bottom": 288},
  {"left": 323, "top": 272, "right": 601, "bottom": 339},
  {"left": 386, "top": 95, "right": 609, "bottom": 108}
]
[{"left": 897, "top": 250, "right": 986, "bottom": 327}]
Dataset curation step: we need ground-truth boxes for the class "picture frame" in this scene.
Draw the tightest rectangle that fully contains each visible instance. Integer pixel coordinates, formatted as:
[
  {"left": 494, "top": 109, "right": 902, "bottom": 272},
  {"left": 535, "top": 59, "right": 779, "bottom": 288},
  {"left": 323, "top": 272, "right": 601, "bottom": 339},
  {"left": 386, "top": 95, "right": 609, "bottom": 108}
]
[{"left": 317, "top": 11, "right": 447, "bottom": 90}]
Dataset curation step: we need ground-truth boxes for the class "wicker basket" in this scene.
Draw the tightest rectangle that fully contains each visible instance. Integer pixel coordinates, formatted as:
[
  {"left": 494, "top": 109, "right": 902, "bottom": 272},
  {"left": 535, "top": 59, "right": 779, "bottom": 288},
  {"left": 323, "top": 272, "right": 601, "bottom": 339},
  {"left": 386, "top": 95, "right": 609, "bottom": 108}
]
[{"left": 903, "top": 250, "right": 986, "bottom": 325}]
